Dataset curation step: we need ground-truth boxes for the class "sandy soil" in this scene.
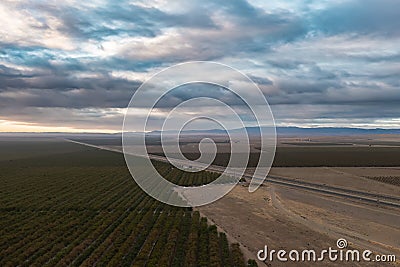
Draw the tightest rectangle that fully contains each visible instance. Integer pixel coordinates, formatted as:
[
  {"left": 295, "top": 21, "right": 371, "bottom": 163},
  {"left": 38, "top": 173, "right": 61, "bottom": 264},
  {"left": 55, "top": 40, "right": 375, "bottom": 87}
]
[
  {"left": 265, "top": 167, "right": 400, "bottom": 197},
  {"left": 199, "top": 184, "right": 399, "bottom": 266},
  {"left": 274, "top": 186, "right": 400, "bottom": 254}
]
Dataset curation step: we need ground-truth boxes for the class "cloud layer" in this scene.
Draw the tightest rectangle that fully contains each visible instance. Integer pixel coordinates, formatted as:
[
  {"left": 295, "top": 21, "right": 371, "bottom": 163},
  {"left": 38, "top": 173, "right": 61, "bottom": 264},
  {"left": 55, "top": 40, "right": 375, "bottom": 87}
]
[{"left": 0, "top": 0, "right": 399, "bottom": 131}]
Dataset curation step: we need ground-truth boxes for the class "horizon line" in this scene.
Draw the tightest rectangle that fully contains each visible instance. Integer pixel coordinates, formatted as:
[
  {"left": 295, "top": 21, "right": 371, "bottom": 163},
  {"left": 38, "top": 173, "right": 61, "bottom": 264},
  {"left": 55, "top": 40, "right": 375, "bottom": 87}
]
[{"left": 1, "top": 126, "right": 400, "bottom": 135}]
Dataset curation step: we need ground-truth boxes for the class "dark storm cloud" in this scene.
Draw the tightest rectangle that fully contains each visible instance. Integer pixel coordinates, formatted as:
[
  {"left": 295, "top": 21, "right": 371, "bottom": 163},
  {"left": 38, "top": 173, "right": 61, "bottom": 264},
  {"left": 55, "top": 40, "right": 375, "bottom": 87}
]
[
  {"left": 26, "top": 1, "right": 218, "bottom": 42},
  {"left": 0, "top": 0, "right": 399, "bottom": 130},
  {"left": 216, "top": 0, "right": 307, "bottom": 41},
  {"left": 0, "top": 64, "right": 34, "bottom": 79},
  {"left": 152, "top": 83, "right": 250, "bottom": 109},
  {"left": 0, "top": 66, "right": 140, "bottom": 108},
  {"left": 311, "top": 0, "right": 400, "bottom": 37}
]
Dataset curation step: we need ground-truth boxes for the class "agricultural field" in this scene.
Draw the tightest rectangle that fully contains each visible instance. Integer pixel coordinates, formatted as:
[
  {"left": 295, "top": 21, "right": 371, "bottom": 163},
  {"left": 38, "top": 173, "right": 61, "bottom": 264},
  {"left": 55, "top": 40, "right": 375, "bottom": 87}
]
[
  {"left": 153, "top": 145, "right": 400, "bottom": 168},
  {"left": 364, "top": 176, "right": 400, "bottom": 186},
  {"left": 0, "top": 139, "right": 86, "bottom": 161},
  {"left": 74, "top": 135, "right": 400, "bottom": 167},
  {"left": 0, "top": 139, "right": 253, "bottom": 266}
]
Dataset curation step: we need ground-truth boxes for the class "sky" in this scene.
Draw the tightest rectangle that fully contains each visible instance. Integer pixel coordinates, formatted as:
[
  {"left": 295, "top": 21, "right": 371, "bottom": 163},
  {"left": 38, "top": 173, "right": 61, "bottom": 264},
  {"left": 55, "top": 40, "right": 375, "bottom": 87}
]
[{"left": 0, "top": 0, "right": 399, "bottom": 132}]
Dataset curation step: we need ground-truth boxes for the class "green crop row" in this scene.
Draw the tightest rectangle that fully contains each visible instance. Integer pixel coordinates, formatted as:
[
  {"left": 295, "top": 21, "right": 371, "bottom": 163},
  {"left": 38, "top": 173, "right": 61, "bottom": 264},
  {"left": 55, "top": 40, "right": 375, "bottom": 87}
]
[{"left": 0, "top": 141, "right": 257, "bottom": 266}]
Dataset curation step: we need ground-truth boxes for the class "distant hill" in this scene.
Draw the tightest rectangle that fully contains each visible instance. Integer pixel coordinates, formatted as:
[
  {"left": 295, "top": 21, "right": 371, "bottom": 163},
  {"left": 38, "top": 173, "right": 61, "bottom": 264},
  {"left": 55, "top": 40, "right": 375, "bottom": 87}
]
[
  {"left": 275, "top": 127, "right": 400, "bottom": 136},
  {"left": 148, "top": 127, "right": 400, "bottom": 137},
  {"left": 1, "top": 127, "right": 399, "bottom": 138}
]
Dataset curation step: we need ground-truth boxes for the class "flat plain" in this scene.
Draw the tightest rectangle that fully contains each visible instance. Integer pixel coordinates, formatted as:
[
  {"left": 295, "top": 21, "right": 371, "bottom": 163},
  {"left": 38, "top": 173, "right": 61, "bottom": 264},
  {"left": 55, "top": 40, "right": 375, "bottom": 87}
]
[
  {"left": 3, "top": 134, "right": 399, "bottom": 266},
  {"left": 0, "top": 138, "right": 253, "bottom": 267},
  {"left": 74, "top": 134, "right": 400, "bottom": 266}
]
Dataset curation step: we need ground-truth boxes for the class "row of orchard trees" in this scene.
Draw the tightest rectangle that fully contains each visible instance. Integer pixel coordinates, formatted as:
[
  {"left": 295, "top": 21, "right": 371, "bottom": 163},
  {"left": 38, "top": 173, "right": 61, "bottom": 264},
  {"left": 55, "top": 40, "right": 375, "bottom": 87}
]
[
  {"left": 1, "top": 152, "right": 258, "bottom": 266},
  {"left": 182, "top": 211, "right": 257, "bottom": 267},
  {"left": 153, "top": 161, "right": 221, "bottom": 186}
]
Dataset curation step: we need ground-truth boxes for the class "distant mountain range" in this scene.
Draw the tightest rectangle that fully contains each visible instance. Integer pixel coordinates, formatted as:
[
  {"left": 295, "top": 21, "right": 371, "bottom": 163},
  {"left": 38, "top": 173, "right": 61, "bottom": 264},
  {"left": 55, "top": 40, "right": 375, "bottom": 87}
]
[
  {"left": 275, "top": 127, "right": 400, "bottom": 136},
  {"left": 1, "top": 127, "right": 400, "bottom": 138},
  {"left": 147, "top": 127, "right": 400, "bottom": 136}
]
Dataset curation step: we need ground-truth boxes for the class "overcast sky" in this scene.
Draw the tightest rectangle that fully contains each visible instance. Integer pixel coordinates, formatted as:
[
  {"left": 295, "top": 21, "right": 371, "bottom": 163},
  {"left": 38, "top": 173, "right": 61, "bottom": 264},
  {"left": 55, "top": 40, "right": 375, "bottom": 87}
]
[{"left": 0, "top": 0, "right": 399, "bottom": 132}]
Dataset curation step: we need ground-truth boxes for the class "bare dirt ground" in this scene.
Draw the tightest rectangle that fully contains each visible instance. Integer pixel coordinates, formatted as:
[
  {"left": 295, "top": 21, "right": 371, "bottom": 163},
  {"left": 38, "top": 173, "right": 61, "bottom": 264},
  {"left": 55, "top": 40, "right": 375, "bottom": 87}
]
[
  {"left": 265, "top": 167, "right": 400, "bottom": 197},
  {"left": 199, "top": 184, "right": 399, "bottom": 266},
  {"left": 273, "top": 186, "right": 400, "bottom": 254}
]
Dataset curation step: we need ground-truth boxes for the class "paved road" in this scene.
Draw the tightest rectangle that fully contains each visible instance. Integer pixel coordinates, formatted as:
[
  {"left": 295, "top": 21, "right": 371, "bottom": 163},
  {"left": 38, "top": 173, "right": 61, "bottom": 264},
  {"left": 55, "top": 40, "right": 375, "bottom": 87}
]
[{"left": 66, "top": 139, "right": 400, "bottom": 209}]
